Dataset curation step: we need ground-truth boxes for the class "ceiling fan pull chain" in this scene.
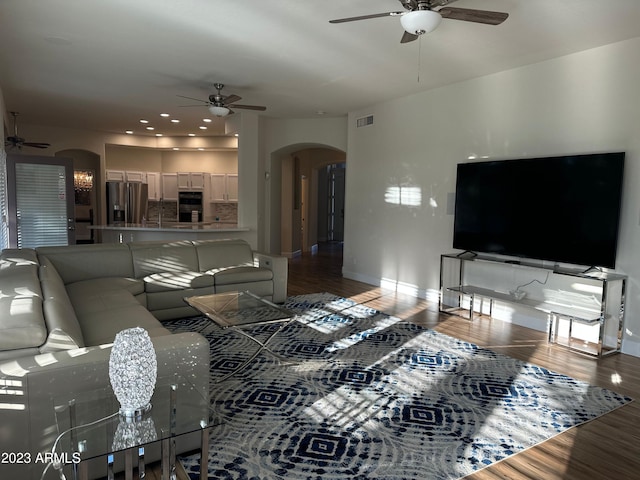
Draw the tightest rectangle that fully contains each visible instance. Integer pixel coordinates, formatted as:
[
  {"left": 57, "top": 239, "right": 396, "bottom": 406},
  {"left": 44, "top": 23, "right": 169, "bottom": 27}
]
[{"left": 417, "top": 35, "right": 422, "bottom": 83}]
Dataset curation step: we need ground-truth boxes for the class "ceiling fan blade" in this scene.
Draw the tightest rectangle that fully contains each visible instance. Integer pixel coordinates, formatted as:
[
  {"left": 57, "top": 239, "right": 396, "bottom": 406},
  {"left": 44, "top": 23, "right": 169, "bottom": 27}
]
[
  {"left": 438, "top": 7, "right": 508, "bottom": 25},
  {"left": 22, "top": 142, "right": 50, "bottom": 149},
  {"left": 223, "top": 94, "right": 242, "bottom": 105},
  {"left": 228, "top": 104, "right": 267, "bottom": 111},
  {"left": 176, "top": 94, "right": 209, "bottom": 104},
  {"left": 400, "top": 31, "right": 419, "bottom": 43},
  {"left": 329, "top": 11, "right": 404, "bottom": 24}
]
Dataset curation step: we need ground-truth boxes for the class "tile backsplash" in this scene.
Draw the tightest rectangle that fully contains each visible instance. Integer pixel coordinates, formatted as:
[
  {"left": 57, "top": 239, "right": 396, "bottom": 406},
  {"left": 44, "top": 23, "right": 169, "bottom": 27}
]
[
  {"left": 147, "top": 200, "right": 238, "bottom": 224},
  {"left": 209, "top": 203, "right": 238, "bottom": 223},
  {"left": 148, "top": 200, "right": 177, "bottom": 222}
]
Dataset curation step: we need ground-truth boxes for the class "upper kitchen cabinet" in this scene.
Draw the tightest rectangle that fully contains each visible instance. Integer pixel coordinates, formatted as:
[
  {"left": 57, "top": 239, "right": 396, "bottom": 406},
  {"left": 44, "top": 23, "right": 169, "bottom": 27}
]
[
  {"left": 177, "top": 172, "right": 206, "bottom": 191},
  {"left": 161, "top": 173, "right": 178, "bottom": 201},
  {"left": 105, "top": 170, "right": 125, "bottom": 182},
  {"left": 146, "top": 172, "right": 161, "bottom": 201},
  {"left": 210, "top": 173, "right": 238, "bottom": 202},
  {"left": 125, "top": 171, "right": 146, "bottom": 183}
]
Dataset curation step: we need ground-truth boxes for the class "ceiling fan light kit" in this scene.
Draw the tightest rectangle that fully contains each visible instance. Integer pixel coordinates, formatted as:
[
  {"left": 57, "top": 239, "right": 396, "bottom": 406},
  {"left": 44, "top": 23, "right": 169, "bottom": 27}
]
[
  {"left": 209, "top": 105, "right": 230, "bottom": 117},
  {"left": 401, "top": 9, "right": 442, "bottom": 35}
]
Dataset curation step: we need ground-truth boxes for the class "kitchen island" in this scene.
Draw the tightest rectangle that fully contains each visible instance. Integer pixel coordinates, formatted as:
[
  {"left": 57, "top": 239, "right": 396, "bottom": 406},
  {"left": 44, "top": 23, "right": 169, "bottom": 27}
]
[{"left": 90, "top": 222, "right": 251, "bottom": 243}]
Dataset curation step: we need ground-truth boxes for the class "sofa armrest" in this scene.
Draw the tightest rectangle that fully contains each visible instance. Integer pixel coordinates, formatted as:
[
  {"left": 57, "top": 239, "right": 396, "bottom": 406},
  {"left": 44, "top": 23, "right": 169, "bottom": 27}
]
[
  {"left": 0, "top": 332, "right": 209, "bottom": 480},
  {"left": 253, "top": 251, "right": 288, "bottom": 303}
]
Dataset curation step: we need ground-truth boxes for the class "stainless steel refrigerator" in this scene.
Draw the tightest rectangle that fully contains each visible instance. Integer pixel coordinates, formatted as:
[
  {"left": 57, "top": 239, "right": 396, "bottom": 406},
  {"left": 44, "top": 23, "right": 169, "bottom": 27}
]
[{"left": 106, "top": 182, "right": 149, "bottom": 224}]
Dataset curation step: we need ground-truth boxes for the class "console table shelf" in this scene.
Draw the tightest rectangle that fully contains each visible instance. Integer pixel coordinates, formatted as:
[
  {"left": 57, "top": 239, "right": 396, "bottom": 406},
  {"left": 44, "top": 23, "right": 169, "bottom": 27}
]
[{"left": 439, "top": 253, "right": 627, "bottom": 357}]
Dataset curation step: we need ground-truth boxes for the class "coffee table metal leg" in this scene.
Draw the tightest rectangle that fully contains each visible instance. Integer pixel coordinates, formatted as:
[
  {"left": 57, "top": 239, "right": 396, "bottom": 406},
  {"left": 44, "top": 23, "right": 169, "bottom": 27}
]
[{"left": 216, "top": 319, "right": 295, "bottom": 383}]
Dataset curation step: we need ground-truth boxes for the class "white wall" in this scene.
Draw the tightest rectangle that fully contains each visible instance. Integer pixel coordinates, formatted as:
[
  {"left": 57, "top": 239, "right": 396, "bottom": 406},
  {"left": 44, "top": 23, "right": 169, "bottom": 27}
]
[{"left": 343, "top": 36, "right": 640, "bottom": 356}]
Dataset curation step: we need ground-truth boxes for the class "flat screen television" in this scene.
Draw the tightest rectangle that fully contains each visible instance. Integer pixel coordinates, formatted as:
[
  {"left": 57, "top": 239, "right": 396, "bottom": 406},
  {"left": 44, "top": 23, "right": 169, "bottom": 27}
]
[{"left": 453, "top": 152, "right": 625, "bottom": 268}]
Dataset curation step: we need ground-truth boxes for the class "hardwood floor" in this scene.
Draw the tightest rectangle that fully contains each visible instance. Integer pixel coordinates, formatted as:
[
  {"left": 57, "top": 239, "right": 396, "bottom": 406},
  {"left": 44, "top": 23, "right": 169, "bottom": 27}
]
[
  {"left": 144, "top": 242, "right": 640, "bottom": 479},
  {"left": 287, "top": 243, "right": 640, "bottom": 480}
]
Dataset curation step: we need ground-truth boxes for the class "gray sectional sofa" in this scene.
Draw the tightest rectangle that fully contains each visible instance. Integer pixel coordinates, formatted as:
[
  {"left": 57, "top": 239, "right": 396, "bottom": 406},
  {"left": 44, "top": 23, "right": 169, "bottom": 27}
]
[{"left": 0, "top": 238, "right": 288, "bottom": 480}]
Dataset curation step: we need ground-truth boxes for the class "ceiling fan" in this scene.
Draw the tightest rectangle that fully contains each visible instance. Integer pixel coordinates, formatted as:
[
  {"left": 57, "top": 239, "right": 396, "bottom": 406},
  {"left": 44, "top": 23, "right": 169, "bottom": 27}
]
[
  {"left": 5, "top": 111, "right": 50, "bottom": 149},
  {"left": 178, "top": 83, "right": 267, "bottom": 117},
  {"left": 330, "top": 0, "right": 509, "bottom": 43}
]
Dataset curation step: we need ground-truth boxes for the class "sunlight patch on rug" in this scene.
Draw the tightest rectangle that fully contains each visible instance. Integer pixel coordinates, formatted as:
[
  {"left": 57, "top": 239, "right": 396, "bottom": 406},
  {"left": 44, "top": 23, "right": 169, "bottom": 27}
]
[{"left": 165, "top": 292, "right": 632, "bottom": 480}]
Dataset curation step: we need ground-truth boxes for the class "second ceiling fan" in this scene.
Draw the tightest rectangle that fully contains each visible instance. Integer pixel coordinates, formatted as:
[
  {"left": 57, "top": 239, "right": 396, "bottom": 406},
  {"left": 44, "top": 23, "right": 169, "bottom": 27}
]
[
  {"left": 178, "top": 83, "right": 266, "bottom": 117},
  {"left": 330, "top": 0, "right": 509, "bottom": 43}
]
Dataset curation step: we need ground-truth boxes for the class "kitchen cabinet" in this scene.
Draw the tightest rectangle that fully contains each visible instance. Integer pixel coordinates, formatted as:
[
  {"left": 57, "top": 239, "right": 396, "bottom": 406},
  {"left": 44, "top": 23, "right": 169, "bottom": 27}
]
[
  {"left": 177, "top": 172, "right": 206, "bottom": 190},
  {"left": 105, "top": 170, "right": 125, "bottom": 182},
  {"left": 145, "top": 172, "right": 161, "bottom": 201},
  {"left": 125, "top": 171, "right": 146, "bottom": 183},
  {"left": 161, "top": 173, "right": 178, "bottom": 201},
  {"left": 210, "top": 173, "right": 238, "bottom": 202}
]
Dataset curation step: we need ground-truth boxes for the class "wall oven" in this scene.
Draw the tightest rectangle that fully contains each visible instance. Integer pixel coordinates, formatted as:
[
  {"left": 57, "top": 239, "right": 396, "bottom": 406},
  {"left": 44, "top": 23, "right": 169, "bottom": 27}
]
[{"left": 178, "top": 191, "right": 203, "bottom": 222}]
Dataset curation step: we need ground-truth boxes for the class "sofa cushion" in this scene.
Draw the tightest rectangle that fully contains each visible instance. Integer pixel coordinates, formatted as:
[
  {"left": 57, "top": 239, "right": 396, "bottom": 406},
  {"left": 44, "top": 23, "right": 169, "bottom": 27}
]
[
  {"left": 39, "top": 258, "right": 85, "bottom": 351},
  {"left": 144, "top": 271, "right": 215, "bottom": 293},
  {"left": 0, "top": 257, "right": 46, "bottom": 350},
  {"left": 209, "top": 266, "right": 273, "bottom": 285},
  {"left": 36, "top": 244, "right": 134, "bottom": 284},
  {"left": 69, "top": 289, "right": 142, "bottom": 318},
  {"left": 130, "top": 241, "right": 199, "bottom": 278},
  {"left": 194, "top": 239, "right": 254, "bottom": 271},
  {"left": 79, "top": 304, "right": 172, "bottom": 348},
  {"left": 66, "top": 277, "right": 145, "bottom": 298},
  {"left": 0, "top": 248, "right": 39, "bottom": 267}
]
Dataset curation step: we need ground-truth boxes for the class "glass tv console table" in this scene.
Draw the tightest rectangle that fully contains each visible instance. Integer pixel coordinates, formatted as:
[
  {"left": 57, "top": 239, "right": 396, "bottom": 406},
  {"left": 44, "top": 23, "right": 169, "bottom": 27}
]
[{"left": 439, "top": 253, "right": 627, "bottom": 357}]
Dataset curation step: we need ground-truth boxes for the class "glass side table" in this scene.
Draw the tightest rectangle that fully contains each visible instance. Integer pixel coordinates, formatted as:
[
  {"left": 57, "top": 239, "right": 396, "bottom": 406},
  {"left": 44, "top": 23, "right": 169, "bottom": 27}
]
[{"left": 46, "top": 375, "right": 211, "bottom": 480}]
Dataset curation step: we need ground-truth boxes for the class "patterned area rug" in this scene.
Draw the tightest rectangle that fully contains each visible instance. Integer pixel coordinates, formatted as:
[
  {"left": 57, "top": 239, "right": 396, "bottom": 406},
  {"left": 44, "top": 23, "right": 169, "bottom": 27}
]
[{"left": 165, "top": 293, "right": 632, "bottom": 480}]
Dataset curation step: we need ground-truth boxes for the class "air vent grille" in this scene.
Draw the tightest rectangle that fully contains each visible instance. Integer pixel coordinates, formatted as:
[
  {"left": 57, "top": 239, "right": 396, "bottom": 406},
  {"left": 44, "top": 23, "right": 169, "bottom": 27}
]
[{"left": 356, "top": 115, "right": 374, "bottom": 128}]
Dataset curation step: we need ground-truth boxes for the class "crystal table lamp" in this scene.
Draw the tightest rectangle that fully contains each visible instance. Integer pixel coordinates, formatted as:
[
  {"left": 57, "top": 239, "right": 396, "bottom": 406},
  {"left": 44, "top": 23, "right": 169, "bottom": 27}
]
[{"left": 109, "top": 327, "right": 158, "bottom": 420}]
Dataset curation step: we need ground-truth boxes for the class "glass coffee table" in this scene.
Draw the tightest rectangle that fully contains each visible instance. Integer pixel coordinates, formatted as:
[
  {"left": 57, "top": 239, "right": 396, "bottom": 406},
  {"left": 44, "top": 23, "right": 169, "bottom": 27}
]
[{"left": 185, "top": 291, "right": 297, "bottom": 382}]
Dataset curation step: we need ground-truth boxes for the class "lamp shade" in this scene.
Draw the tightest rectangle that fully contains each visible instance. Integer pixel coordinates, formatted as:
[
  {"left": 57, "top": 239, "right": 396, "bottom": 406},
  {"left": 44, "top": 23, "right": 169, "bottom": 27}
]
[
  {"left": 400, "top": 10, "right": 442, "bottom": 35},
  {"left": 209, "top": 105, "right": 230, "bottom": 117}
]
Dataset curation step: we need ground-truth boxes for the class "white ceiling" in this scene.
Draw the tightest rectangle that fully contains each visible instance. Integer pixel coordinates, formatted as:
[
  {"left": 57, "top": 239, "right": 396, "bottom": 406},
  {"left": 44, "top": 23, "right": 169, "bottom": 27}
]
[{"left": 2, "top": 0, "right": 640, "bottom": 138}]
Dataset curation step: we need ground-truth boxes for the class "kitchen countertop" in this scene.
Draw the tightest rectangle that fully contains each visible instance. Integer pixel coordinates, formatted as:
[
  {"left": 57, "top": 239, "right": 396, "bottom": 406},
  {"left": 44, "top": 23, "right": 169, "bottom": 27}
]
[{"left": 89, "top": 222, "right": 248, "bottom": 232}]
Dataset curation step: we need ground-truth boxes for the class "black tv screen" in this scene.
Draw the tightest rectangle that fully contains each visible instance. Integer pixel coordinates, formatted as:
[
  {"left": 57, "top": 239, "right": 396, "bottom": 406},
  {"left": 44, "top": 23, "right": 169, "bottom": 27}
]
[{"left": 453, "top": 152, "right": 625, "bottom": 268}]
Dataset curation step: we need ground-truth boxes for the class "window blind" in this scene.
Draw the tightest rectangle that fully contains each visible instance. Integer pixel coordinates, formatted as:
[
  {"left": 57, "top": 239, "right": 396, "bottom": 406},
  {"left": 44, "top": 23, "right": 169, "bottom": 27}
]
[{"left": 15, "top": 163, "right": 69, "bottom": 248}]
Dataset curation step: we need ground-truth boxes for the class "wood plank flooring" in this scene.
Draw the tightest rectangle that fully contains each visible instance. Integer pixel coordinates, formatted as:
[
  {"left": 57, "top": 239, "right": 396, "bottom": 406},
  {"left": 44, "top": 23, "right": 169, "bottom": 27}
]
[
  {"left": 147, "top": 242, "right": 640, "bottom": 479},
  {"left": 287, "top": 243, "right": 640, "bottom": 480}
]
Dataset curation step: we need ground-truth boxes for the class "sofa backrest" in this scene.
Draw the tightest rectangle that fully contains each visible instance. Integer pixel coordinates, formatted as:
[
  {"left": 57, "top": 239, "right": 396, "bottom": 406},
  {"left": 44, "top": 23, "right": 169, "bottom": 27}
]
[
  {"left": 0, "top": 249, "right": 47, "bottom": 351},
  {"left": 36, "top": 244, "right": 134, "bottom": 284},
  {"left": 193, "top": 239, "right": 254, "bottom": 272},
  {"left": 129, "top": 240, "right": 199, "bottom": 278}
]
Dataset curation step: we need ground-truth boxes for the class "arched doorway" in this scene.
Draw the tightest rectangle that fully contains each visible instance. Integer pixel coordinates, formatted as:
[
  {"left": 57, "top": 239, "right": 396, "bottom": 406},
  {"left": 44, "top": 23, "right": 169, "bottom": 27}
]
[{"left": 267, "top": 145, "right": 346, "bottom": 257}]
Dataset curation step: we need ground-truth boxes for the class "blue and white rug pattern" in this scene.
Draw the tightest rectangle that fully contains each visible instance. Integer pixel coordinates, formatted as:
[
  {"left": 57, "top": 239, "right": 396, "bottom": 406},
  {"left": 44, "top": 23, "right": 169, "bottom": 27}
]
[{"left": 165, "top": 293, "right": 632, "bottom": 480}]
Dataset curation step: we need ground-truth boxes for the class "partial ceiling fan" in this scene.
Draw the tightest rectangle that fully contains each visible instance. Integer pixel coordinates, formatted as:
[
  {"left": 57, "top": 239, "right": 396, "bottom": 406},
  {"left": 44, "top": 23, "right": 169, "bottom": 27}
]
[
  {"left": 177, "top": 83, "right": 267, "bottom": 117},
  {"left": 330, "top": 0, "right": 509, "bottom": 43},
  {"left": 5, "top": 111, "right": 50, "bottom": 149}
]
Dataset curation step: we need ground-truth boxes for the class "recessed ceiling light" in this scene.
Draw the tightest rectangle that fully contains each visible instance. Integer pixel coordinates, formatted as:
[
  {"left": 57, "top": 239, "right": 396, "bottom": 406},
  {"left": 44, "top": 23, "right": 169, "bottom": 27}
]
[
  {"left": 170, "top": 119, "right": 180, "bottom": 123},
  {"left": 203, "top": 118, "right": 212, "bottom": 123},
  {"left": 199, "top": 126, "right": 207, "bottom": 130},
  {"left": 160, "top": 113, "right": 170, "bottom": 117},
  {"left": 155, "top": 133, "right": 163, "bottom": 137},
  {"left": 146, "top": 126, "right": 155, "bottom": 131},
  {"left": 125, "top": 130, "right": 134, "bottom": 135},
  {"left": 188, "top": 133, "right": 196, "bottom": 137},
  {"left": 316, "top": 110, "right": 326, "bottom": 115},
  {"left": 197, "top": 148, "right": 205, "bottom": 151},
  {"left": 173, "top": 147, "right": 180, "bottom": 150},
  {"left": 140, "top": 119, "right": 149, "bottom": 124}
]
